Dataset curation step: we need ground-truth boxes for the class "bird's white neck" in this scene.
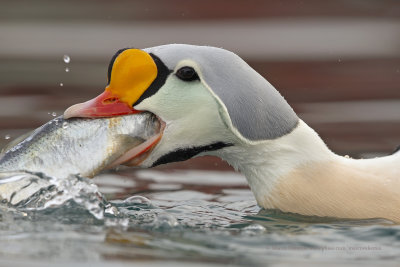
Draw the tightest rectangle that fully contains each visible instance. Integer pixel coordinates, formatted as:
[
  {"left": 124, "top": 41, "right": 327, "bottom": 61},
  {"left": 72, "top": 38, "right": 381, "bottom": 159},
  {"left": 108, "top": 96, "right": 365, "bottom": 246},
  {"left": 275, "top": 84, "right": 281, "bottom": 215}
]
[
  {"left": 216, "top": 120, "right": 335, "bottom": 203},
  {"left": 214, "top": 120, "right": 400, "bottom": 222}
]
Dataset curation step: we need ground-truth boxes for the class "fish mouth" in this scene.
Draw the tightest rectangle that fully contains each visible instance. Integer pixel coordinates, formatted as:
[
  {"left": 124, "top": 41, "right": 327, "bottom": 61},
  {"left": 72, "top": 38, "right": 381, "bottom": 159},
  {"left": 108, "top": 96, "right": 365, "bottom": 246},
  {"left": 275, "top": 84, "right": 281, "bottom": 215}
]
[{"left": 105, "top": 114, "right": 166, "bottom": 169}]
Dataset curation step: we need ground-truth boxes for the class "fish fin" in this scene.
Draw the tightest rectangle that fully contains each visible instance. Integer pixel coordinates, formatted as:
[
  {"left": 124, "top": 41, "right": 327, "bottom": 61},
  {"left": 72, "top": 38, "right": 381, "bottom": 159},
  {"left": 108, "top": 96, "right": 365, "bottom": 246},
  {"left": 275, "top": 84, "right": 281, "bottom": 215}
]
[
  {"left": 114, "top": 135, "right": 145, "bottom": 149},
  {"left": 86, "top": 135, "right": 145, "bottom": 177}
]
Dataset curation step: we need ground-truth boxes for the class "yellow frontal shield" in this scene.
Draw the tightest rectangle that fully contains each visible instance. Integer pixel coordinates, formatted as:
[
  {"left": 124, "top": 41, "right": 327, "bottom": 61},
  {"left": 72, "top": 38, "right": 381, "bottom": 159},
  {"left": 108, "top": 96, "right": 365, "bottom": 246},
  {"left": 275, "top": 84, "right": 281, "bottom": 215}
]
[{"left": 64, "top": 49, "right": 158, "bottom": 118}]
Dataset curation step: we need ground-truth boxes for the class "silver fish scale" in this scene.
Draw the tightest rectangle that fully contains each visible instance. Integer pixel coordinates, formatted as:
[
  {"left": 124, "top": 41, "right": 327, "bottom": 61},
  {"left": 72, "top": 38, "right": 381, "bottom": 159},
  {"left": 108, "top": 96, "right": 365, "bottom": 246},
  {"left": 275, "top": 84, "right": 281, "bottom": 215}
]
[{"left": 0, "top": 113, "right": 160, "bottom": 178}]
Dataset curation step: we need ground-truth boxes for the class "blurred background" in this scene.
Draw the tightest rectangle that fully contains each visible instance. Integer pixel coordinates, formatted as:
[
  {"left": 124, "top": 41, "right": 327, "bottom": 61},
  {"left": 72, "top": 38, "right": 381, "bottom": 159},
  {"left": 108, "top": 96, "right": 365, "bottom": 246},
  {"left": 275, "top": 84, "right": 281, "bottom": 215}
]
[{"left": 0, "top": 0, "right": 399, "bottom": 168}]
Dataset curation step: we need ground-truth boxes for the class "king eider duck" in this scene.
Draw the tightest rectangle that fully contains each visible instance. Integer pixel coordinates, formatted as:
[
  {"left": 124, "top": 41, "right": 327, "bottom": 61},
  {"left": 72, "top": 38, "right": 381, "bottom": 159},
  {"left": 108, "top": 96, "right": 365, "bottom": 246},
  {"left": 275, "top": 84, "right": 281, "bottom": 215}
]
[{"left": 64, "top": 44, "right": 400, "bottom": 223}]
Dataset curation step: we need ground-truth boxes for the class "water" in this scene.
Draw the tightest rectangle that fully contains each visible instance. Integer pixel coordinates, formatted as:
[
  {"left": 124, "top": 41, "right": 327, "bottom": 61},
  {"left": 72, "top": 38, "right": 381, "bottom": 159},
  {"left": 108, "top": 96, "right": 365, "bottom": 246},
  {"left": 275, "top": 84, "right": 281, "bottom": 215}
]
[
  {"left": 0, "top": 169, "right": 399, "bottom": 266},
  {"left": 63, "top": 55, "right": 70, "bottom": 64}
]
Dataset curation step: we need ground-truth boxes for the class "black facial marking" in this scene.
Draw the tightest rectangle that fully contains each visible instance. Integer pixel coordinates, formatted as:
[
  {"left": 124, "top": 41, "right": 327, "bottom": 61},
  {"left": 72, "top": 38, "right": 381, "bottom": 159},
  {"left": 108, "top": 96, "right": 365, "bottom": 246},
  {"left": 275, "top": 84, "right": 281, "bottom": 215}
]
[
  {"left": 176, "top": 66, "right": 199, "bottom": 81},
  {"left": 151, "top": 142, "right": 233, "bottom": 167},
  {"left": 134, "top": 53, "right": 172, "bottom": 106},
  {"left": 107, "top": 47, "right": 130, "bottom": 84}
]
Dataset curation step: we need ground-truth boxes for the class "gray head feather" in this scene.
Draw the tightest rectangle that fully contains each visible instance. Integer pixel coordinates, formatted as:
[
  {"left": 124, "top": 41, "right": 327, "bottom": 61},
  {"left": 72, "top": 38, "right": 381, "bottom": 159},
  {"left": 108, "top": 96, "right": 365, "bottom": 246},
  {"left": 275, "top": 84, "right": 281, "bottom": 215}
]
[{"left": 145, "top": 44, "right": 299, "bottom": 141}]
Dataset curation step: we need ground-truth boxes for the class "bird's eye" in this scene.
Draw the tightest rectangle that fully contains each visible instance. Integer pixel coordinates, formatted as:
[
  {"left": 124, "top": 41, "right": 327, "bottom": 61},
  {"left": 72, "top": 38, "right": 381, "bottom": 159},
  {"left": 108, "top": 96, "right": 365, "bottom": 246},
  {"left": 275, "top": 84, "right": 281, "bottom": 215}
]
[{"left": 176, "top": 66, "right": 199, "bottom": 81}]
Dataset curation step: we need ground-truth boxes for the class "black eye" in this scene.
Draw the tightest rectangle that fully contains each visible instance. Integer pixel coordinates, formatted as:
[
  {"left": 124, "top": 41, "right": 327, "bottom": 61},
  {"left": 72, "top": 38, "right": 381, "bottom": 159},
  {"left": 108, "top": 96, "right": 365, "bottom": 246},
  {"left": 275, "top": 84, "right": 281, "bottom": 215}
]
[{"left": 176, "top": 66, "right": 199, "bottom": 81}]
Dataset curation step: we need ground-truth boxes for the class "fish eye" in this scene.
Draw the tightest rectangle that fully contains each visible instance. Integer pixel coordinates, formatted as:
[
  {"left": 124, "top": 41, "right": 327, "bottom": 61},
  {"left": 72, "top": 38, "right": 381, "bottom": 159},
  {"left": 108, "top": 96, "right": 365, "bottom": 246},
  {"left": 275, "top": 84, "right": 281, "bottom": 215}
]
[{"left": 176, "top": 66, "right": 199, "bottom": 81}]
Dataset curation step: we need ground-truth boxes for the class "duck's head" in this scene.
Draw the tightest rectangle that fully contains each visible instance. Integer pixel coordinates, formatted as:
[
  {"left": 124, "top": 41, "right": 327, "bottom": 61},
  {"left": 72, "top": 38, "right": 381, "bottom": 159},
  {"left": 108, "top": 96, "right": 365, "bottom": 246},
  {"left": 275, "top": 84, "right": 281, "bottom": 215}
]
[{"left": 64, "top": 44, "right": 299, "bottom": 168}]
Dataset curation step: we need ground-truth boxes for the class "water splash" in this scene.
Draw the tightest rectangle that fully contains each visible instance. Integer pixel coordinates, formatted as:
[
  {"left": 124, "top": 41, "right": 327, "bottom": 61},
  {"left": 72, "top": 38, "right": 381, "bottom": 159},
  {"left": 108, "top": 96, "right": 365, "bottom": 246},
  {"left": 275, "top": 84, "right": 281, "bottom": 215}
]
[
  {"left": 0, "top": 172, "right": 106, "bottom": 220},
  {"left": 4, "top": 135, "right": 10, "bottom": 140},
  {"left": 0, "top": 171, "right": 164, "bottom": 227}
]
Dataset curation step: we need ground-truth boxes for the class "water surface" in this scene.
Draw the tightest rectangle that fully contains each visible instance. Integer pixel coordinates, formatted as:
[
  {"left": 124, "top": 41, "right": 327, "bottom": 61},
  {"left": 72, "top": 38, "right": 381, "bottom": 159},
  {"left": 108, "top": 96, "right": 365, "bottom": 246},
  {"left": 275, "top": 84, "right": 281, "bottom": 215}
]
[{"left": 1, "top": 168, "right": 399, "bottom": 266}]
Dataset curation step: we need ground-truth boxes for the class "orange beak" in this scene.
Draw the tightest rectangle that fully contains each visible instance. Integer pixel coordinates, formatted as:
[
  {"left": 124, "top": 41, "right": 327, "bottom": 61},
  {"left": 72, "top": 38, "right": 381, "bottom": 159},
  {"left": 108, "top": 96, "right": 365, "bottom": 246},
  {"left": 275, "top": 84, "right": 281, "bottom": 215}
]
[{"left": 64, "top": 49, "right": 158, "bottom": 119}]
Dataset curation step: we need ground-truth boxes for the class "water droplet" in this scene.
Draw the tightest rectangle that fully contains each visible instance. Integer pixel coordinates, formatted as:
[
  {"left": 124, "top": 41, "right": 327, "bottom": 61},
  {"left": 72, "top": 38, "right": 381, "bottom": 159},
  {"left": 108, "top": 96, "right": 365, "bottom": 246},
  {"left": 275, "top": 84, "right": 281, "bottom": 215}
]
[
  {"left": 153, "top": 213, "right": 179, "bottom": 228},
  {"left": 344, "top": 155, "right": 350, "bottom": 159},
  {"left": 4, "top": 135, "right": 10, "bottom": 140},
  {"left": 104, "top": 204, "right": 119, "bottom": 216},
  {"left": 124, "top": 195, "right": 151, "bottom": 205},
  {"left": 51, "top": 112, "right": 57, "bottom": 117},
  {"left": 105, "top": 217, "right": 129, "bottom": 229},
  {"left": 338, "top": 59, "right": 342, "bottom": 62},
  {"left": 65, "top": 67, "right": 69, "bottom": 72},
  {"left": 59, "top": 83, "right": 63, "bottom": 87},
  {"left": 63, "top": 55, "right": 70, "bottom": 63},
  {"left": 62, "top": 122, "right": 68, "bottom": 129},
  {"left": 242, "top": 224, "right": 266, "bottom": 235}
]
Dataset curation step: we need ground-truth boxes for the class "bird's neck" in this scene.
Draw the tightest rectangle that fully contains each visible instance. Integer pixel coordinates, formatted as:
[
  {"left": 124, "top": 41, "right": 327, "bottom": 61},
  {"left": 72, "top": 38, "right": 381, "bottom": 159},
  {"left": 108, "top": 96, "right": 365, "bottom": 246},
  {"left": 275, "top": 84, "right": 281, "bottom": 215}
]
[
  {"left": 217, "top": 120, "right": 335, "bottom": 201},
  {"left": 216, "top": 120, "right": 400, "bottom": 222}
]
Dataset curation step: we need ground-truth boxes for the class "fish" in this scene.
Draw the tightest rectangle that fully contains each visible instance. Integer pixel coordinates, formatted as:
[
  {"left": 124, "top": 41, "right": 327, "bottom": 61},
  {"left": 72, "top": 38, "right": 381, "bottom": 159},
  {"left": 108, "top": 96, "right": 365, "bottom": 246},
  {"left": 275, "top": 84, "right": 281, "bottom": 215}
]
[{"left": 0, "top": 112, "right": 161, "bottom": 178}]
